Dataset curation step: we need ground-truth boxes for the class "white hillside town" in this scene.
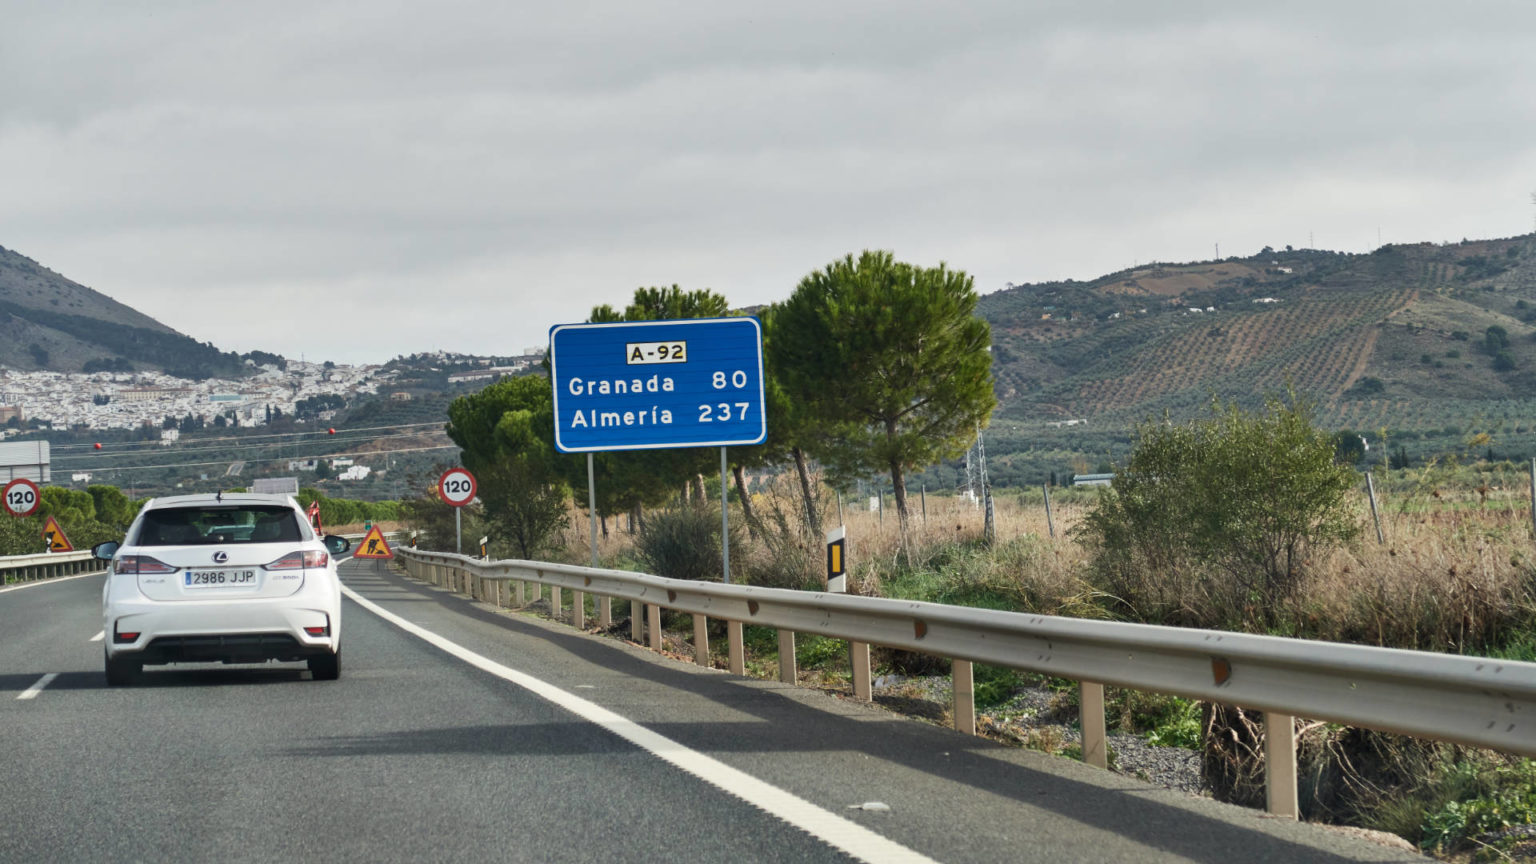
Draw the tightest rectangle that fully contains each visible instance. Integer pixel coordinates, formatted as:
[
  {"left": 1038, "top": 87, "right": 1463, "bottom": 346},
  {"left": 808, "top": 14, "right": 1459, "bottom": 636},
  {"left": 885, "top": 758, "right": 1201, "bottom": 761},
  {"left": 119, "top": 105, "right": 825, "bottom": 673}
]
[{"left": 0, "top": 360, "right": 392, "bottom": 435}]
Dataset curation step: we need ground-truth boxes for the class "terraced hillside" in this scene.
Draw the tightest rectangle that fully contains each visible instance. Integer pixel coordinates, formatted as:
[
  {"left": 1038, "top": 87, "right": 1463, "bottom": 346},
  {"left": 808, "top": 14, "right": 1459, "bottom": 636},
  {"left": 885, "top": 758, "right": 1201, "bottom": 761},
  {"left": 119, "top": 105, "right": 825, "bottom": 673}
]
[{"left": 981, "top": 234, "right": 1536, "bottom": 432}]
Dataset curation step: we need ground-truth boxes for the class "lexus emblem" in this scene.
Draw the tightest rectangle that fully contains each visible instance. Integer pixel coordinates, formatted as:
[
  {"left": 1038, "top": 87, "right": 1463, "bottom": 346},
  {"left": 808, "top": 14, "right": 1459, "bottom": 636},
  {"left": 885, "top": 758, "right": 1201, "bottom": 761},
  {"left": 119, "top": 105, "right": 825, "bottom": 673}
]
[{"left": 212, "top": 551, "right": 229, "bottom": 564}]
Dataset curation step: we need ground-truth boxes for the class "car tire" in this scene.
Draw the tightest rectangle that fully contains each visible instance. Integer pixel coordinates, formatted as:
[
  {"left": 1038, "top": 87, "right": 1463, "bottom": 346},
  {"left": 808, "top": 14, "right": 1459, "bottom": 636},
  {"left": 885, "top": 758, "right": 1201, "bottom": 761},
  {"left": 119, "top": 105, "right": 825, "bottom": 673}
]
[
  {"left": 308, "top": 651, "right": 340, "bottom": 681},
  {"left": 105, "top": 650, "right": 141, "bottom": 687}
]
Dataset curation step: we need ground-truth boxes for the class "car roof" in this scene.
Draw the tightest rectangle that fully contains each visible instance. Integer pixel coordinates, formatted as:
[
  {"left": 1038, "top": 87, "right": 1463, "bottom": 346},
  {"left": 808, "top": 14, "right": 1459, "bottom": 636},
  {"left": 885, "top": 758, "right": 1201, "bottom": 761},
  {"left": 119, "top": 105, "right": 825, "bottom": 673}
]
[{"left": 140, "top": 493, "right": 299, "bottom": 510}]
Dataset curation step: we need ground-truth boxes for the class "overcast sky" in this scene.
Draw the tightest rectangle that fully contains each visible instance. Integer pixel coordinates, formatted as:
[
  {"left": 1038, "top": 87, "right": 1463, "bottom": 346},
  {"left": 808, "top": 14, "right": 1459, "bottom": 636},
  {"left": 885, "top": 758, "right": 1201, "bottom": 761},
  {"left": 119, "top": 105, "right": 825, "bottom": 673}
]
[{"left": 3, "top": 1, "right": 1534, "bottom": 365}]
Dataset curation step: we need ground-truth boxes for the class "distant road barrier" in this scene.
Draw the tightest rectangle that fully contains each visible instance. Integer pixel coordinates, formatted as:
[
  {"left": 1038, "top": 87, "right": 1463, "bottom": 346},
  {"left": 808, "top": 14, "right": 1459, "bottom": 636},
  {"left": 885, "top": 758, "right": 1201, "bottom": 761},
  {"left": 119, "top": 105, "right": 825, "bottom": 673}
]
[
  {"left": 0, "top": 531, "right": 390, "bottom": 583},
  {"left": 0, "top": 550, "right": 103, "bottom": 585},
  {"left": 395, "top": 547, "right": 1536, "bottom": 819}
]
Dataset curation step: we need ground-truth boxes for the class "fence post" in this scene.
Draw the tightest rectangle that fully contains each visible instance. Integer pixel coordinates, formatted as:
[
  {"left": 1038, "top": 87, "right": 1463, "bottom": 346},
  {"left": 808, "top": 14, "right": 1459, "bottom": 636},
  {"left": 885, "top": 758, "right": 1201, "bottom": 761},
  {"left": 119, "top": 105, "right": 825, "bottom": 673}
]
[
  {"left": 777, "top": 630, "right": 796, "bottom": 684},
  {"left": 953, "top": 659, "right": 975, "bottom": 735},
  {"left": 1042, "top": 482, "right": 1056, "bottom": 539},
  {"left": 1265, "top": 712, "right": 1299, "bottom": 818},
  {"left": 728, "top": 621, "right": 745, "bottom": 675},
  {"left": 850, "top": 641, "right": 871, "bottom": 701},
  {"left": 1080, "top": 682, "right": 1107, "bottom": 768},
  {"left": 1366, "top": 472, "right": 1384, "bottom": 545}
]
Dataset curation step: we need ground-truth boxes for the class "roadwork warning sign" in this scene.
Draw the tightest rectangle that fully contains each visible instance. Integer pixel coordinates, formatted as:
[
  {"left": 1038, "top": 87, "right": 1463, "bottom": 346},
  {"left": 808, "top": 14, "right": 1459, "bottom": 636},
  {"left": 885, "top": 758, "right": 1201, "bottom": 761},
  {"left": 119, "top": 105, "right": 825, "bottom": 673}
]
[{"left": 354, "top": 526, "right": 393, "bottom": 559}]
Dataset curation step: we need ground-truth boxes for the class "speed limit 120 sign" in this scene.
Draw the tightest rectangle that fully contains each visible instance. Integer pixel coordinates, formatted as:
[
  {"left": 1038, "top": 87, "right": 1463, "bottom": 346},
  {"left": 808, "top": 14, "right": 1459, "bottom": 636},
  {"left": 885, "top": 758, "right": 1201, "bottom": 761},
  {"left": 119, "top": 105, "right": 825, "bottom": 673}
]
[
  {"left": 3, "top": 478, "right": 40, "bottom": 517},
  {"left": 437, "top": 468, "right": 477, "bottom": 508}
]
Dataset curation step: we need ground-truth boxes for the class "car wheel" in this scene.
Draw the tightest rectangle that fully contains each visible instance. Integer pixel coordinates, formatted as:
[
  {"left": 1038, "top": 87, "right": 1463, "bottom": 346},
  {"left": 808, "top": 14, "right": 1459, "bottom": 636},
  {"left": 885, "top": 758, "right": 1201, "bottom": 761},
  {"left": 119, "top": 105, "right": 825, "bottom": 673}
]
[
  {"left": 105, "top": 650, "right": 141, "bottom": 686},
  {"left": 308, "top": 651, "right": 340, "bottom": 681}
]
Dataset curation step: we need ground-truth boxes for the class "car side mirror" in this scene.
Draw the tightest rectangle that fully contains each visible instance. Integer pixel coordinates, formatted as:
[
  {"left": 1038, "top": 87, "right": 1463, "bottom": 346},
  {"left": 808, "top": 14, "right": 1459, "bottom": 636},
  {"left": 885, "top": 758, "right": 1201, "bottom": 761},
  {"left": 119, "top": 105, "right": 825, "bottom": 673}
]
[
  {"left": 92, "top": 541, "right": 120, "bottom": 561},
  {"left": 323, "top": 535, "right": 351, "bottom": 555}
]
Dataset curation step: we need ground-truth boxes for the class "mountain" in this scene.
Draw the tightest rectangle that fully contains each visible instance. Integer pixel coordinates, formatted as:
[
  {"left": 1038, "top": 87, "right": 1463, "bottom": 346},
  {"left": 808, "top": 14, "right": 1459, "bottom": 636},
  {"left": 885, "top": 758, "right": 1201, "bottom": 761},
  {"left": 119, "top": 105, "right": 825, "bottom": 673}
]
[
  {"left": 0, "top": 245, "right": 249, "bottom": 378},
  {"left": 980, "top": 234, "right": 1536, "bottom": 436}
]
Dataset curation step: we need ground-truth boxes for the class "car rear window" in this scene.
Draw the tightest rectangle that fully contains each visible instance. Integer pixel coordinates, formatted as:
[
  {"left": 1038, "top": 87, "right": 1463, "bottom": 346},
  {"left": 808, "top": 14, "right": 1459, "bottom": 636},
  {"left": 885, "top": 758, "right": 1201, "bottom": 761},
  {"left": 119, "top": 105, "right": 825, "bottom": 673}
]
[{"left": 134, "top": 505, "right": 303, "bottom": 546}]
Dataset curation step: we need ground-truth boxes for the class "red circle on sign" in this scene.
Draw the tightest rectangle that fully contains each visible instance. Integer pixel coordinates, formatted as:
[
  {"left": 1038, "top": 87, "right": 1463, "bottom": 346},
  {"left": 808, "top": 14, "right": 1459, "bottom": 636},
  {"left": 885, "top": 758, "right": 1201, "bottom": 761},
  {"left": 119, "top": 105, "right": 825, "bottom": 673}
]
[
  {"left": 3, "top": 478, "right": 41, "bottom": 517},
  {"left": 437, "top": 468, "right": 477, "bottom": 507}
]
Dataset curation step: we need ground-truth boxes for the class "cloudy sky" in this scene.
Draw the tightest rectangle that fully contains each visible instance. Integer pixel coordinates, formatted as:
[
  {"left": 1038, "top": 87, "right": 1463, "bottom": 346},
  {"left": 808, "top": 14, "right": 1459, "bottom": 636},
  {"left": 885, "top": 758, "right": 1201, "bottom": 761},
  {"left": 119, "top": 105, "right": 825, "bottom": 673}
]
[{"left": 3, "top": 1, "right": 1534, "bottom": 364}]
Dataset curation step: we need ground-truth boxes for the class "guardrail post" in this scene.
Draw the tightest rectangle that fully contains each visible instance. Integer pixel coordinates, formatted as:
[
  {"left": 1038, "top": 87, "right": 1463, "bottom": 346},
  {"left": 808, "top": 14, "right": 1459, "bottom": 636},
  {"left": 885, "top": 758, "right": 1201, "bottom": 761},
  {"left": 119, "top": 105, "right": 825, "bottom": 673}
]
[
  {"left": 953, "top": 659, "right": 976, "bottom": 735},
  {"left": 1265, "top": 712, "right": 1299, "bottom": 818},
  {"left": 1080, "top": 681, "right": 1107, "bottom": 768},
  {"left": 631, "top": 601, "right": 644, "bottom": 643},
  {"left": 491, "top": 578, "right": 501, "bottom": 608},
  {"left": 599, "top": 596, "right": 612, "bottom": 629},
  {"left": 850, "top": 641, "right": 871, "bottom": 701},
  {"left": 551, "top": 583, "right": 562, "bottom": 618},
  {"left": 647, "top": 604, "right": 662, "bottom": 651},
  {"left": 777, "top": 630, "right": 796, "bottom": 683},
  {"left": 728, "top": 621, "right": 744, "bottom": 675},
  {"left": 687, "top": 614, "right": 707, "bottom": 665},
  {"left": 573, "top": 590, "right": 586, "bottom": 629},
  {"left": 515, "top": 579, "right": 525, "bottom": 607}
]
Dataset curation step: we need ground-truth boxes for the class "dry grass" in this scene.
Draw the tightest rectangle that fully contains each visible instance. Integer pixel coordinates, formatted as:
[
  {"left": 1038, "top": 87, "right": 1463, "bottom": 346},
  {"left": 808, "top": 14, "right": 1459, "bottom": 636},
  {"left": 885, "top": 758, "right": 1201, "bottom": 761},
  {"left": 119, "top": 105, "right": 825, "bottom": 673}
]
[{"left": 549, "top": 470, "right": 1536, "bottom": 656}]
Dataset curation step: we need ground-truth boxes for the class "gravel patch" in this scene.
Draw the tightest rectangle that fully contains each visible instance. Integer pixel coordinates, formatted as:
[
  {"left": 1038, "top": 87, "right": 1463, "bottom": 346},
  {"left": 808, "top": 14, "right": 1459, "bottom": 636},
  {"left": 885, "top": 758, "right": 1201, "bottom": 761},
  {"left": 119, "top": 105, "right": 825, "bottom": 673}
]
[{"left": 872, "top": 675, "right": 1206, "bottom": 796}]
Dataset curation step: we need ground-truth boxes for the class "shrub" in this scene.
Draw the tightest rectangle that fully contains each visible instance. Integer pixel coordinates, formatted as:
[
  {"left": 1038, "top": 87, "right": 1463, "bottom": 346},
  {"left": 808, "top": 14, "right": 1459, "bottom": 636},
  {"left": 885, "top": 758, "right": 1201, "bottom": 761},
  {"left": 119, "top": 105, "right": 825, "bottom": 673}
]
[
  {"left": 1076, "top": 391, "right": 1359, "bottom": 630},
  {"left": 635, "top": 504, "right": 740, "bottom": 582}
]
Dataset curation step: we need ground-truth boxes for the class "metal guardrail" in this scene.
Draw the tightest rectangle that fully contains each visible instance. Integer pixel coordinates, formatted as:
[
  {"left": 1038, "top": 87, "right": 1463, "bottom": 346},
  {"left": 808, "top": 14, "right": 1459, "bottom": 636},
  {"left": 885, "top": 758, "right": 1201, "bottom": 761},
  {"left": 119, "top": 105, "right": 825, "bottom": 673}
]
[
  {"left": 0, "top": 550, "right": 103, "bottom": 584},
  {"left": 0, "top": 531, "right": 389, "bottom": 584},
  {"left": 396, "top": 547, "right": 1536, "bottom": 819}
]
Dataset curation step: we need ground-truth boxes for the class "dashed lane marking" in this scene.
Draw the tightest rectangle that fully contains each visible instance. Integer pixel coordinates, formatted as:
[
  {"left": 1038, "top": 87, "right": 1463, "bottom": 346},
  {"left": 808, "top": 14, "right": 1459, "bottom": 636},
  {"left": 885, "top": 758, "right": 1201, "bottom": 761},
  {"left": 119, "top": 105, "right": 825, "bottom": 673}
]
[
  {"left": 342, "top": 583, "right": 941, "bottom": 864},
  {"left": 17, "top": 673, "right": 58, "bottom": 701}
]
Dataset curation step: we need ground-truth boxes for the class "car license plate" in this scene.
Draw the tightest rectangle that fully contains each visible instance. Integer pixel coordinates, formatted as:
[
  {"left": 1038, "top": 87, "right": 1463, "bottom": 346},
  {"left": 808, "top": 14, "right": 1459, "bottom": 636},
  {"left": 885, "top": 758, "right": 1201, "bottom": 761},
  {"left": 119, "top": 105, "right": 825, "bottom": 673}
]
[{"left": 184, "top": 569, "right": 258, "bottom": 588}]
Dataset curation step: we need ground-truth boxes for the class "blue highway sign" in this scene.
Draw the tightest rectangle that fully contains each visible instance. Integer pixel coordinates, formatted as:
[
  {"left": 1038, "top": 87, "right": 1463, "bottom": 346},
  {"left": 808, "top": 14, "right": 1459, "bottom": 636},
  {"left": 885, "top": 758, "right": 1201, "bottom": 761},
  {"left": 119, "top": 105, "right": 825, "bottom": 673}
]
[{"left": 549, "top": 317, "right": 767, "bottom": 453}]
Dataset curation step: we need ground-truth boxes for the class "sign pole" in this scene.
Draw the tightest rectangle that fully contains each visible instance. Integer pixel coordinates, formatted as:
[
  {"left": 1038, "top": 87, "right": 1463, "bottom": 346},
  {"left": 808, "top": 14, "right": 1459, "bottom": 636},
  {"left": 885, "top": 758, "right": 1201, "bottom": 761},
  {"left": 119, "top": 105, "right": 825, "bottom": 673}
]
[
  {"left": 588, "top": 452, "right": 599, "bottom": 567},
  {"left": 720, "top": 446, "right": 730, "bottom": 584},
  {"left": 455, "top": 507, "right": 462, "bottom": 555}
]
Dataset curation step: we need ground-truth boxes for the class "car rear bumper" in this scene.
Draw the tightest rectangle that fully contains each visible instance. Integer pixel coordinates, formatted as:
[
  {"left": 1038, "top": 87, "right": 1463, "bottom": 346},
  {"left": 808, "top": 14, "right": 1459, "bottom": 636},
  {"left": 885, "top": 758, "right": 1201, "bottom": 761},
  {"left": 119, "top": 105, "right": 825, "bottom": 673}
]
[{"left": 105, "top": 597, "right": 339, "bottom": 665}]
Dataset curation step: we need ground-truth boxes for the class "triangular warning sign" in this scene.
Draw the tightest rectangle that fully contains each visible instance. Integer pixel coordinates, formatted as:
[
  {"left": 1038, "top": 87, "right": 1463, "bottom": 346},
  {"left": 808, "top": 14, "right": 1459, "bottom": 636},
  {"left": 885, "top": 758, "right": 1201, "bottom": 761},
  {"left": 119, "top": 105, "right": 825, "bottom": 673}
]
[
  {"left": 41, "top": 515, "right": 73, "bottom": 552},
  {"left": 353, "top": 525, "right": 393, "bottom": 559}
]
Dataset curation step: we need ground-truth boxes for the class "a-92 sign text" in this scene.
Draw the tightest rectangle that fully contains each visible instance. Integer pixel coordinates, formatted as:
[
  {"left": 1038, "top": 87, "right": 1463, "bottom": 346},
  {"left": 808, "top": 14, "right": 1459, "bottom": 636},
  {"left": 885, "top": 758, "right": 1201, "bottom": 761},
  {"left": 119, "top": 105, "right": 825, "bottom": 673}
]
[{"left": 549, "top": 317, "right": 767, "bottom": 453}]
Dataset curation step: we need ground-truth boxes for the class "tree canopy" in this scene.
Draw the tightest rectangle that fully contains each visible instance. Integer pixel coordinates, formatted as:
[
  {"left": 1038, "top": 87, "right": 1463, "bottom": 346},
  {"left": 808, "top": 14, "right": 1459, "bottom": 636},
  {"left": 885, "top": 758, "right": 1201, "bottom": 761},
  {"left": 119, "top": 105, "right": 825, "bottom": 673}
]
[
  {"left": 771, "top": 250, "right": 996, "bottom": 540},
  {"left": 446, "top": 375, "right": 571, "bottom": 558}
]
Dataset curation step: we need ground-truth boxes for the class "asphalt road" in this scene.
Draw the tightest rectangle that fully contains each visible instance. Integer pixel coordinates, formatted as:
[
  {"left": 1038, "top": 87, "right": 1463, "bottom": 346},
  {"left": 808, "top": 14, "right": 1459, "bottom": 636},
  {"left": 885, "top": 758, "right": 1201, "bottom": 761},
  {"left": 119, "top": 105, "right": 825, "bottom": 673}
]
[{"left": 0, "top": 559, "right": 1426, "bottom": 863}]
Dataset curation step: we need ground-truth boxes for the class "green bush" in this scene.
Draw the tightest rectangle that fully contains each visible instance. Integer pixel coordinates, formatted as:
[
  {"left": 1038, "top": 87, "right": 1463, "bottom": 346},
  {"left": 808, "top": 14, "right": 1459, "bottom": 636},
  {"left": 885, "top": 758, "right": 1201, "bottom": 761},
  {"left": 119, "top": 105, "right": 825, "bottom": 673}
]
[
  {"left": 1076, "top": 391, "right": 1359, "bottom": 630},
  {"left": 635, "top": 504, "right": 740, "bottom": 581}
]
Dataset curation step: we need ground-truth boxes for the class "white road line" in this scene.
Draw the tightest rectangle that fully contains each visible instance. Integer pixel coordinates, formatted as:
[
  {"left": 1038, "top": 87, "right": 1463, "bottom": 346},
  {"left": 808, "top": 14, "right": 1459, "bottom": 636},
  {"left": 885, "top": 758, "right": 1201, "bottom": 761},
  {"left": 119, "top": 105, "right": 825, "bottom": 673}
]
[
  {"left": 342, "top": 584, "right": 940, "bottom": 864},
  {"left": 17, "top": 673, "right": 58, "bottom": 701},
  {"left": 0, "top": 571, "right": 102, "bottom": 595},
  {"left": 90, "top": 630, "right": 104, "bottom": 642}
]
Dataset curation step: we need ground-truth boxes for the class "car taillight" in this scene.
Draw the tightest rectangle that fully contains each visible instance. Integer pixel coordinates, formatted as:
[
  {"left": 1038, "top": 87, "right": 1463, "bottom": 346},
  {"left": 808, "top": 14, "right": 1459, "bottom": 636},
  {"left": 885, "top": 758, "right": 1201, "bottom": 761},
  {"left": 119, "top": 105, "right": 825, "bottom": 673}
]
[
  {"left": 304, "top": 625, "right": 328, "bottom": 637},
  {"left": 114, "top": 628, "right": 140, "bottom": 643},
  {"left": 117, "top": 555, "right": 178, "bottom": 575},
  {"left": 263, "top": 551, "right": 328, "bottom": 571}
]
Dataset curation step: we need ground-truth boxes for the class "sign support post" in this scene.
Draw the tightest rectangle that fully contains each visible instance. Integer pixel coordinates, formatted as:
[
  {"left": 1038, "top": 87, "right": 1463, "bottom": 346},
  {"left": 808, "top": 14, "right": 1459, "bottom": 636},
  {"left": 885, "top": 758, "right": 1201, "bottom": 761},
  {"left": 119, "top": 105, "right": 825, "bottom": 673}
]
[
  {"left": 721, "top": 446, "right": 730, "bottom": 584},
  {"left": 437, "top": 467, "right": 477, "bottom": 557},
  {"left": 587, "top": 452, "right": 599, "bottom": 567}
]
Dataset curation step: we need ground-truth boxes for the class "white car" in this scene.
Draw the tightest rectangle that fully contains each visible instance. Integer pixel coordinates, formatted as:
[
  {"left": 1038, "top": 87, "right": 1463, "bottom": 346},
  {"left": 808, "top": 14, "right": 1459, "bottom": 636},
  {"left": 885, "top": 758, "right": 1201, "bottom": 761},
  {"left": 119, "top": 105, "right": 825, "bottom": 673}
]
[{"left": 94, "top": 492, "right": 350, "bottom": 685}]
